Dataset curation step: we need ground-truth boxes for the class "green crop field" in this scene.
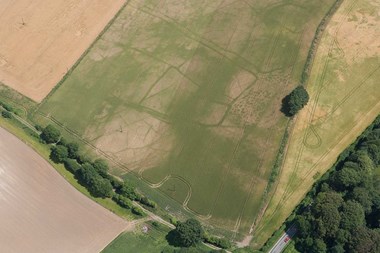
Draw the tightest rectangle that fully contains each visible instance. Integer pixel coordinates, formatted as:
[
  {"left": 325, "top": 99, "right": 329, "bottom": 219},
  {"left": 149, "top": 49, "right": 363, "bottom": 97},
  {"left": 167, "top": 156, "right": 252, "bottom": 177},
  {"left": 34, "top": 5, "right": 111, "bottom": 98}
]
[
  {"left": 34, "top": 0, "right": 336, "bottom": 241},
  {"left": 254, "top": 0, "right": 380, "bottom": 247}
]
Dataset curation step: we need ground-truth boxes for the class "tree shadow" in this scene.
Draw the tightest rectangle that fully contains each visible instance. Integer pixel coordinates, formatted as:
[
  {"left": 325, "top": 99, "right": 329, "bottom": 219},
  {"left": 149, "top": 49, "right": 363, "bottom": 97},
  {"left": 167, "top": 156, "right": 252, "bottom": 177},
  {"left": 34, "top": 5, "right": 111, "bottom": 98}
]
[
  {"left": 280, "top": 94, "right": 292, "bottom": 117},
  {"left": 166, "top": 230, "right": 182, "bottom": 247}
]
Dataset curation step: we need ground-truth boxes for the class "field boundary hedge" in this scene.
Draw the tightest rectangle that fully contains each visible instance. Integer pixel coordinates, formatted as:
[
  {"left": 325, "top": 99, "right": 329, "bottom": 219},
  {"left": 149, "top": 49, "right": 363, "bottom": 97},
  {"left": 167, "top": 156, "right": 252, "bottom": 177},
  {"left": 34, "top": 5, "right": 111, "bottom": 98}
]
[
  {"left": 301, "top": 0, "right": 344, "bottom": 84},
  {"left": 255, "top": 0, "right": 345, "bottom": 249}
]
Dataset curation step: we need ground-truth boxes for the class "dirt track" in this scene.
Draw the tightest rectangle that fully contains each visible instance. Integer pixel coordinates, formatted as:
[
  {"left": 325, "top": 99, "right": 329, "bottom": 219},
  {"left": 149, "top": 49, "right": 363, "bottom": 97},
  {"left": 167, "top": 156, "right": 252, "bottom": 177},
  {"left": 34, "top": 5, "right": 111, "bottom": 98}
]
[
  {"left": 0, "top": 127, "right": 127, "bottom": 253},
  {"left": 0, "top": 0, "right": 125, "bottom": 102}
]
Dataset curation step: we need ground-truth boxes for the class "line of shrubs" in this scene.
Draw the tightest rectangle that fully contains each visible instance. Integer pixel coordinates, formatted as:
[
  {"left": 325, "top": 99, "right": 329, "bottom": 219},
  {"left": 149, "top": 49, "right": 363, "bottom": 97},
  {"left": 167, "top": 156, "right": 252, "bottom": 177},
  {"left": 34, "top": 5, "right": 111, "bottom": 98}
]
[
  {"left": 7, "top": 116, "right": 231, "bottom": 250},
  {"left": 203, "top": 234, "right": 232, "bottom": 249},
  {"left": 0, "top": 101, "right": 17, "bottom": 119},
  {"left": 301, "top": 0, "right": 344, "bottom": 84},
  {"left": 39, "top": 124, "right": 156, "bottom": 215}
]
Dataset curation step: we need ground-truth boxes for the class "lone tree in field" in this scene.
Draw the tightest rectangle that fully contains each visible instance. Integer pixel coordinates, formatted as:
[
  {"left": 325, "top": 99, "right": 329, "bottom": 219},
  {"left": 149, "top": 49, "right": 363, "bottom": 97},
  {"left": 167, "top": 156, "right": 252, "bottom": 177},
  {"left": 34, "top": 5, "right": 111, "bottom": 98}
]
[
  {"left": 282, "top": 86, "right": 309, "bottom": 117},
  {"left": 173, "top": 219, "right": 204, "bottom": 247},
  {"left": 41, "top": 124, "right": 61, "bottom": 144}
]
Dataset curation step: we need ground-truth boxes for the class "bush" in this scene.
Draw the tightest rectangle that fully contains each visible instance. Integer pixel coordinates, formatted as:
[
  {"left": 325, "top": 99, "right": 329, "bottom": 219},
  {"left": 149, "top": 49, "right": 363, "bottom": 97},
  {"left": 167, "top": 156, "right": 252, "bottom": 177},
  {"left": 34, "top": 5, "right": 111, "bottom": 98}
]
[
  {"left": 77, "top": 154, "right": 91, "bottom": 164},
  {"left": 140, "top": 196, "right": 157, "bottom": 209},
  {"left": 58, "top": 137, "right": 68, "bottom": 147},
  {"left": 119, "top": 181, "right": 141, "bottom": 201},
  {"left": 66, "top": 142, "right": 79, "bottom": 159},
  {"left": 112, "top": 194, "right": 133, "bottom": 209},
  {"left": 92, "top": 158, "right": 109, "bottom": 178},
  {"left": 282, "top": 86, "right": 309, "bottom": 117},
  {"left": 41, "top": 124, "right": 61, "bottom": 144},
  {"left": 2, "top": 103, "right": 14, "bottom": 112},
  {"left": 170, "top": 216, "right": 178, "bottom": 226},
  {"left": 50, "top": 145, "right": 68, "bottom": 163},
  {"left": 63, "top": 159, "right": 82, "bottom": 173},
  {"left": 1, "top": 110, "right": 12, "bottom": 119},
  {"left": 108, "top": 176, "right": 123, "bottom": 190},
  {"left": 132, "top": 206, "right": 144, "bottom": 216},
  {"left": 204, "top": 235, "right": 231, "bottom": 249},
  {"left": 35, "top": 124, "right": 43, "bottom": 132}
]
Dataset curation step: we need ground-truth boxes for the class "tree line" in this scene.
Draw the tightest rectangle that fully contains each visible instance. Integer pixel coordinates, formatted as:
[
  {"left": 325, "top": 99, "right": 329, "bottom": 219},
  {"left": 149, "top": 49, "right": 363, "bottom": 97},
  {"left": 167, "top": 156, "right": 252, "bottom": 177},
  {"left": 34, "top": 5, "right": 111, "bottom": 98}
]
[
  {"left": 39, "top": 124, "right": 156, "bottom": 216},
  {"left": 41, "top": 123, "right": 233, "bottom": 251},
  {"left": 3, "top": 114, "right": 233, "bottom": 251},
  {"left": 292, "top": 115, "right": 380, "bottom": 253}
]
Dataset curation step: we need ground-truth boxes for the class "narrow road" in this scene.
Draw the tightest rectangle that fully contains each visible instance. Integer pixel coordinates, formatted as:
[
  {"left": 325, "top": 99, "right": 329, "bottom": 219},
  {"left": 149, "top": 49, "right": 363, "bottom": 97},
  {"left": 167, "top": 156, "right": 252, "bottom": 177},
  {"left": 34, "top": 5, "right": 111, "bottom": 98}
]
[{"left": 268, "top": 226, "right": 297, "bottom": 253}]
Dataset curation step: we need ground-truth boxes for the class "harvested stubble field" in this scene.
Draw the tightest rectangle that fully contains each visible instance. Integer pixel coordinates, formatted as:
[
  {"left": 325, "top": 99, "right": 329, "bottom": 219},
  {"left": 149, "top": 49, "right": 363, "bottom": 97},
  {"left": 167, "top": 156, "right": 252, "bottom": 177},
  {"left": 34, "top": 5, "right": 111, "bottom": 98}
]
[
  {"left": 0, "top": 0, "right": 125, "bottom": 102},
  {"left": 35, "top": 0, "right": 335, "bottom": 239},
  {"left": 254, "top": 0, "right": 380, "bottom": 247},
  {"left": 0, "top": 127, "right": 127, "bottom": 253}
]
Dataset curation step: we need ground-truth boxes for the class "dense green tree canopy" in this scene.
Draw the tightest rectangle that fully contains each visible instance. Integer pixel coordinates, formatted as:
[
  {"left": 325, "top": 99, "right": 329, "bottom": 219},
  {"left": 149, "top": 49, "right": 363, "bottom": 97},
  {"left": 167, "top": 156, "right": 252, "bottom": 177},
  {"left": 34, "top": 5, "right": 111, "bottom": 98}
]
[
  {"left": 63, "top": 159, "right": 82, "bottom": 173},
  {"left": 78, "top": 163, "right": 113, "bottom": 198},
  {"left": 41, "top": 124, "right": 61, "bottom": 144},
  {"left": 293, "top": 116, "right": 380, "bottom": 252},
  {"left": 66, "top": 142, "right": 79, "bottom": 159},
  {"left": 119, "top": 181, "right": 140, "bottom": 201},
  {"left": 340, "top": 201, "right": 365, "bottom": 231},
  {"left": 175, "top": 219, "right": 204, "bottom": 247},
  {"left": 50, "top": 145, "right": 68, "bottom": 163},
  {"left": 2, "top": 110, "right": 12, "bottom": 119},
  {"left": 92, "top": 158, "right": 109, "bottom": 178},
  {"left": 282, "top": 86, "right": 309, "bottom": 116}
]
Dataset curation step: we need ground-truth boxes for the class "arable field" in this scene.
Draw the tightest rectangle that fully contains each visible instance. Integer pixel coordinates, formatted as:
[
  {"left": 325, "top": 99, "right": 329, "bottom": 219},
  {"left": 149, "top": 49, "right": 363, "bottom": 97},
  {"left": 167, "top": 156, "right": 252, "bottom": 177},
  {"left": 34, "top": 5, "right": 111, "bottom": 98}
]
[
  {"left": 0, "top": 0, "right": 125, "bottom": 102},
  {"left": 254, "top": 0, "right": 380, "bottom": 247},
  {"left": 0, "top": 127, "right": 127, "bottom": 253},
  {"left": 35, "top": 0, "right": 335, "bottom": 239}
]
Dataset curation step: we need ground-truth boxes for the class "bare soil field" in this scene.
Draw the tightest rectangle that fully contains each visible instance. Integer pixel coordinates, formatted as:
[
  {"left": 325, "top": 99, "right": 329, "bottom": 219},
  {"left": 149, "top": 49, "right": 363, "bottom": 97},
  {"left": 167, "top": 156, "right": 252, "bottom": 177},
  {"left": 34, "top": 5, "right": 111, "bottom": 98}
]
[
  {"left": 253, "top": 0, "right": 380, "bottom": 247},
  {"left": 0, "top": 0, "right": 125, "bottom": 102},
  {"left": 0, "top": 127, "right": 127, "bottom": 253}
]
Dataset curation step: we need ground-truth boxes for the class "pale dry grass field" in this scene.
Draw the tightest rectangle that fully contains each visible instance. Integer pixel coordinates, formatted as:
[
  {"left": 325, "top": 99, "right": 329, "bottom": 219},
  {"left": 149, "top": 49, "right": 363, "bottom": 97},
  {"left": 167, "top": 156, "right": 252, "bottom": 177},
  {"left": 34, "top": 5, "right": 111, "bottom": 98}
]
[
  {"left": 253, "top": 0, "right": 380, "bottom": 246},
  {"left": 0, "top": 127, "right": 127, "bottom": 253},
  {"left": 0, "top": 0, "right": 125, "bottom": 102}
]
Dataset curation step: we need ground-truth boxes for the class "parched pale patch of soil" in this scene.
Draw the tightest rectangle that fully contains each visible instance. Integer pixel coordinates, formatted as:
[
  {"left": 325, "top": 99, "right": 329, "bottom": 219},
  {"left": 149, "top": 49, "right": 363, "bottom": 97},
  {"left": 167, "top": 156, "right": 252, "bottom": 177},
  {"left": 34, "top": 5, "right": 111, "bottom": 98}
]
[
  {"left": 0, "top": 0, "right": 125, "bottom": 102},
  {"left": 0, "top": 127, "right": 127, "bottom": 253},
  {"left": 332, "top": 1, "right": 380, "bottom": 64},
  {"left": 90, "top": 110, "right": 174, "bottom": 171}
]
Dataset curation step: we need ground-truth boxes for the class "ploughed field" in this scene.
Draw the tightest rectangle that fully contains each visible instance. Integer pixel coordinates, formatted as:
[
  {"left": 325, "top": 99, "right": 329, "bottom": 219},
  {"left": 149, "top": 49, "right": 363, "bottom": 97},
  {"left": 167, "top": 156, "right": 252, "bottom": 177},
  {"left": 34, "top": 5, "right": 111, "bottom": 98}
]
[
  {"left": 34, "top": 0, "right": 335, "bottom": 239},
  {"left": 254, "top": 0, "right": 380, "bottom": 247},
  {"left": 0, "top": 0, "right": 125, "bottom": 102},
  {"left": 0, "top": 127, "right": 126, "bottom": 253}
]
